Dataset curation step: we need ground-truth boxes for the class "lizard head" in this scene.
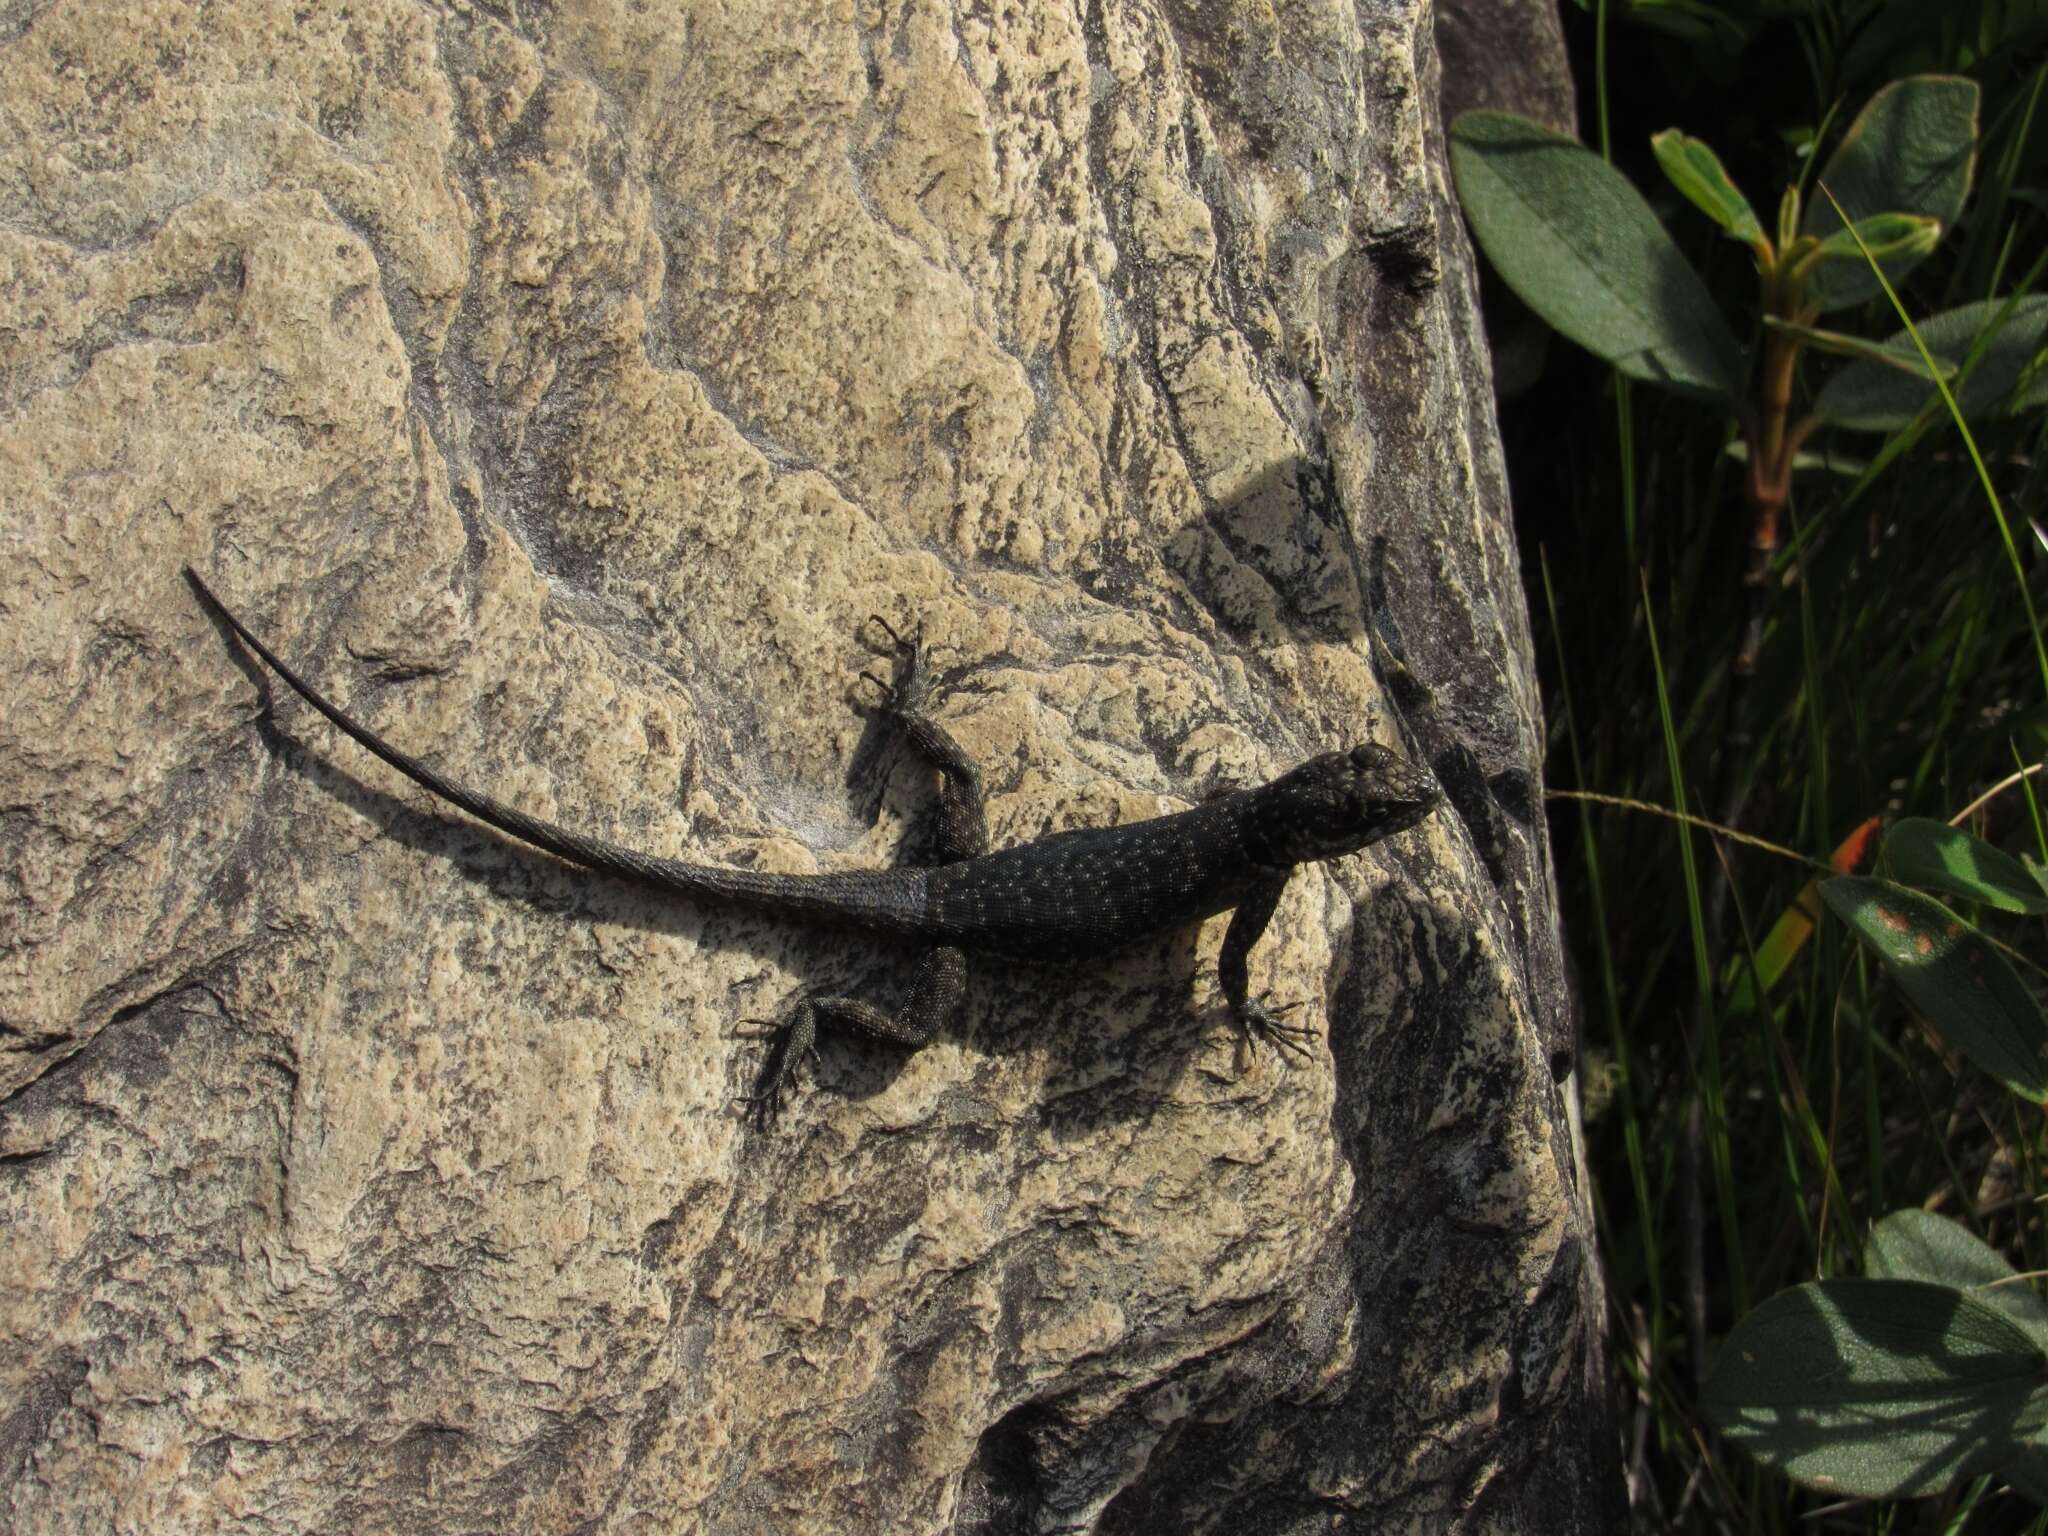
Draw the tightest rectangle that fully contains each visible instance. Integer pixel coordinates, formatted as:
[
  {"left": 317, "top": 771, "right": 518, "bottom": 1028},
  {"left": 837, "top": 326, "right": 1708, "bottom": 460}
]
[{"left": 1249, "top": 743, "right": 1440, "bottom": 865}]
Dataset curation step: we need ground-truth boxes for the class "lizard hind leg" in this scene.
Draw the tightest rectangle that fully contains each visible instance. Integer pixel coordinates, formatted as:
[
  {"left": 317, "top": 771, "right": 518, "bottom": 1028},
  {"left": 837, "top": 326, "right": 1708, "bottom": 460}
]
[{"left": 737, "top": 944, "right": 970, "bottom": 1128}]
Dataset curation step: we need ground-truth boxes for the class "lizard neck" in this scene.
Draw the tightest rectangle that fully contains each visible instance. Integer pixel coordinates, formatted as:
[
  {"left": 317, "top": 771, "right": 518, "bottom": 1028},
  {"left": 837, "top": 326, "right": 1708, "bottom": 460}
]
[{"left": 1235, "top": 786, "right": 1305, "bottom": 871}]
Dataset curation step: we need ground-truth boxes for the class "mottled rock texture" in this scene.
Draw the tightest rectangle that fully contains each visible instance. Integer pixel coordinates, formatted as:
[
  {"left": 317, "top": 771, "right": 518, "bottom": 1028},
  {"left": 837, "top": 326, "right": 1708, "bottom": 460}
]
[{"left": 0, "top": 0, "right": 1613, "bottom": 1530}]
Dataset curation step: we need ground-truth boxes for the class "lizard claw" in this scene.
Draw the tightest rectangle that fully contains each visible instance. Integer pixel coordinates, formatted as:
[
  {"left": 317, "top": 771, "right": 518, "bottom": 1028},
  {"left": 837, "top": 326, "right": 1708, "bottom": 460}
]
[
  {"left": 733, "top": 1006, "right": 819, "bottom": 1129},
  {"left": 1234, "top": 994, "right": 1320, "bottom": 1069},
  {"left": 853, "top": 667, "right": 895, "bottom": 705},
  {"left": 862, "top": 612, "right": 923, "bottom": 657},
  {"left": 853, "top": 616, "right": 933, "bottom": 720},
  {"left": 736, "top": 1061, "right": 796, "bottom": 1130}
]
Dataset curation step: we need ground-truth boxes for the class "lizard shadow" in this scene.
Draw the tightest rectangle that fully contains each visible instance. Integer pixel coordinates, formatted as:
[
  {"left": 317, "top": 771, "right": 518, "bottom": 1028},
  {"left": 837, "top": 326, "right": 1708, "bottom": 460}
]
[
  {"left": 1181, "top": 452, "right": 1373, "bottom": 652},
  {"left": 190, "top": 485, "right": 1419, "bottom": 1142},
  {"left": 236, "top": 698, "right": 1222, "bottom": 1132},
  {"left": 1188, "top": 448, "right": 1519, "bottom": 873},
  {"left": 1196, "top": 451, "right": 1562, "bottom": 1073}
]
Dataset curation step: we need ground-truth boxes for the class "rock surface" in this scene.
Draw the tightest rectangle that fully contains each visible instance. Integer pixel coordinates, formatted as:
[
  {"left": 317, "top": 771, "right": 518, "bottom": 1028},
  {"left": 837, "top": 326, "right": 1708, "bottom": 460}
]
[
  {"left": 1437, "top": 0, "right": 1579, "bottom": 137},
  {"left": 0, "top": 0, "right": 1613, "bottom": 1530}
]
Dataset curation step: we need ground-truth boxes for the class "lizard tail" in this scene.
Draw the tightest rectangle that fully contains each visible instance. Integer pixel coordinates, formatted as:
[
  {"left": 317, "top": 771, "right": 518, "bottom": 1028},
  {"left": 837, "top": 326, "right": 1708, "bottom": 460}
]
[{"left": 184, "top": 569, "right": 931, "bottom": 933}]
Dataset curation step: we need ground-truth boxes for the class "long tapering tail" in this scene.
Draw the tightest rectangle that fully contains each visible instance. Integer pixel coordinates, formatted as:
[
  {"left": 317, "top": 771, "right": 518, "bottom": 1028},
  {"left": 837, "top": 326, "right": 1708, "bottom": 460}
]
[{"left": 184, "top": 569, "right": 931, "bottom": 934}]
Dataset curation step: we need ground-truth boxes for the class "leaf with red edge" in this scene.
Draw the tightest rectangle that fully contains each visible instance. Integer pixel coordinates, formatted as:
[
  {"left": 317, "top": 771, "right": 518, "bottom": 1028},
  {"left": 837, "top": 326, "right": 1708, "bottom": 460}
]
[{"left": 1822, "top": 877, "right": 2048, "bottom": 1102}]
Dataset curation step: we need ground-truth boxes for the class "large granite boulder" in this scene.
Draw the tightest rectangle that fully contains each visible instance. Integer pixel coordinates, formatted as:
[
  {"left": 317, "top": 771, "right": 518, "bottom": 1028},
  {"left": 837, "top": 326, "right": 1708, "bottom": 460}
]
[{"left": 1, "top": 0, "right": 1612, "bottom": 1529}]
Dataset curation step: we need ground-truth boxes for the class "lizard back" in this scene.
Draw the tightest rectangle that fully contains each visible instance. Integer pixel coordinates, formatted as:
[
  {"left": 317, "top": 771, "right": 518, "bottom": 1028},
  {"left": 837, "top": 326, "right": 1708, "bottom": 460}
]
[{"left": 921, "top": 796, "right": 1272, "bottom": 961}]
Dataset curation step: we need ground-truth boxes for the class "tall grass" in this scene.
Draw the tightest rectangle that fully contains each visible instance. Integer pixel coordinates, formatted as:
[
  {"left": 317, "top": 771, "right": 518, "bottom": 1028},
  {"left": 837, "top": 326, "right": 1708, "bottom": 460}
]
[{"left": 1521, "top": 8, "right": 2048, "bottom": 1528}]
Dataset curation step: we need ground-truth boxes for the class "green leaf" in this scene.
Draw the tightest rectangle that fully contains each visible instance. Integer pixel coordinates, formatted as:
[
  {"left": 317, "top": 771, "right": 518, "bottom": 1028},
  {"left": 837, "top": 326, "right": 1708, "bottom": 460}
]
[
  {"left": 1888, "top": 818, "right": 2048, "bottom": 915},
  {"left": 1866, "top": 1210, "right": 2048, "bottom": 1345},
  {"left": 1821, "top": 877, "right": 2048, "bottom": 1101},
  {"left": 1448, "top": 111, "right": 1747, "bottom": 400},
  {"left": 1703, "top": 1279, "right": 2048, "bottom": 1498},
  {"left": 1809, "top": 211, "right": 1943, "bottom": 267},
  {"left": 1814, "top": 296, "right": 2048, "bottom": 431},
  {"left": 1776, "top": 182, "right": 1800, "bottom": 256},
  {"left": 1763, "top": 314, "right": 1923, "bottom": 365},
  {"left": 1720, "top": 437, "right": 1870, "bottom": 479},
  {"left": 1603, "top": 0, "right": 1749, "bottom": 51},
  {"left": 1838, "top": 0, "right": 1955, "bottom": 92},
  {"left": 1801, "top": 75, "right": 1980, "bottom": 310},
  {"left": 1650, "top": 129, "right": 1765, "bottom": 246}
]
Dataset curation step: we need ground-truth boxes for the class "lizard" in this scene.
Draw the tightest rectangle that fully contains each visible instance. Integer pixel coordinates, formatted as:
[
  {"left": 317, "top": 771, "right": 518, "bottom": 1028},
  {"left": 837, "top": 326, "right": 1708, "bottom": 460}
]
[{"left": 184, "top": 568, "right": 1440, "bottom": 1125}]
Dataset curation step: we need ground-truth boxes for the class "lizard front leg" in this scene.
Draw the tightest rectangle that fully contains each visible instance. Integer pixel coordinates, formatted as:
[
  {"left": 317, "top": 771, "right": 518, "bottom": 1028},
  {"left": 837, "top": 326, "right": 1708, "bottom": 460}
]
[{"left": 1217, "top": 872, "right": 1319, "bottom": 1068}]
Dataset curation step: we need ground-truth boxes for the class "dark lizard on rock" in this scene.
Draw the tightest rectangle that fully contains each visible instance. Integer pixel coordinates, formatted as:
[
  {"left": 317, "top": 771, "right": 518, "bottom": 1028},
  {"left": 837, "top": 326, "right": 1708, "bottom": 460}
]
[{"left": 185, "top": 568, "right": 1440, "bottom": 1125}]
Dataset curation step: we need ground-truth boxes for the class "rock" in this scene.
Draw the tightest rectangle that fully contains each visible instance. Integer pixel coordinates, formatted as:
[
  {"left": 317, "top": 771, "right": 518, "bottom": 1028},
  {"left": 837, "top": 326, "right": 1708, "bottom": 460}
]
[
  {"left": 1437, "top": 0, "right": 1579, "bottom": 137},
  {"left": 0, "top": 0, "right": 1614, "bottom": 1530}
]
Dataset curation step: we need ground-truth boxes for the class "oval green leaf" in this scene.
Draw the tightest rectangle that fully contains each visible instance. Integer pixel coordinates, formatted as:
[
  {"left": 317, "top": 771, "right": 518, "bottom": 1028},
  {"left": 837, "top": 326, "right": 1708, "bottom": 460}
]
[
  {"left": 1821, "top": 876, "right": 2048, "bottom": 1101},
  {"left": 1801, "top": 75, "right": 1980, "bottom": 311},
  {"left": 1866, "top": 1210, "right": 2048, "bottom": 1345},
  {"left": 1888, "top": 817, "right": 2048, "bottom": 914},
  {"left": 1449, "top": 111, "right": 1747, "bottom": 400},
  {"left": 1650, "top": 129, "right": 1765, "bottom": 246},
  {"left": 1703, "top": 1279, "right": 2048, "bottom": 1498},
  {"left": 1814, "top": 295, "right": 2048, "bottom": 431},
  {"left": 1810, "top": 211, "right": 1942, "bottom": 266}
]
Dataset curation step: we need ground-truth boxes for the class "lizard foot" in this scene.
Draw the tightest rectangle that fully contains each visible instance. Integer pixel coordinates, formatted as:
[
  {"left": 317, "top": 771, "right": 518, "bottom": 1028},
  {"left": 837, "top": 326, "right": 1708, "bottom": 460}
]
[
  {"left": 732, "top": 1006, "right": 820, "bottom": 1129},
  {"left": 1232, "top": 993, "right": 1320, "bottom": 1074},
  {"left": 854, "top": 613, "right": 934, "bottom": 719}
]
